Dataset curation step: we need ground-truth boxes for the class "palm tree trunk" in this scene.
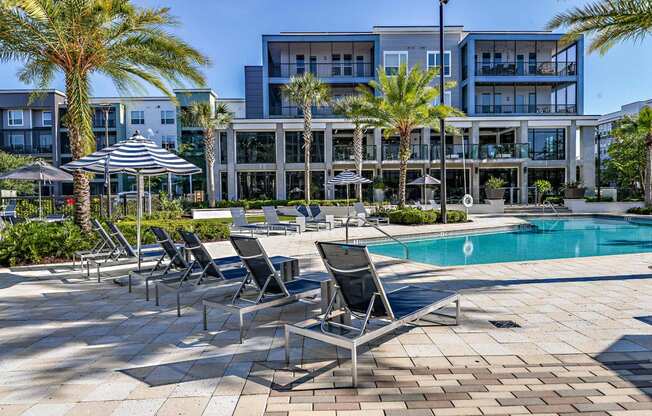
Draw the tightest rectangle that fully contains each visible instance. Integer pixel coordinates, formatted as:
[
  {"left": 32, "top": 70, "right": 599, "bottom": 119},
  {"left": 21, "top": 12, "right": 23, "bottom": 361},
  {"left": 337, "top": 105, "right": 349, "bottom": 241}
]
[
  {"left": 353, "top": 125, "right": 364, "bottom": 201},
  {"left": 303, "top": 104, "right": 313, "bottom": 203},
  {"left": 65, "top": 72, "right": 94, "bottom": 232},
  {"left": 398, "top": 132, "right": 411, "bottom": 208},
  {"left": 646, "top": 135, "right": 652, "bottom": 206},
  {"left": 204, "top": 131, "right": 216, "bottom": 207}
]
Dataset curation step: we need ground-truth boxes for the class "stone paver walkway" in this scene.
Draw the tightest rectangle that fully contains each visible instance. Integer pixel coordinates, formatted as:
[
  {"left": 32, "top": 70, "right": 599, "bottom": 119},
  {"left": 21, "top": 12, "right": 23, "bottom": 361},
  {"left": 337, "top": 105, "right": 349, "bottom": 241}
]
[{"left": 1, "top": 215, "right": 652, "bottom": 415}]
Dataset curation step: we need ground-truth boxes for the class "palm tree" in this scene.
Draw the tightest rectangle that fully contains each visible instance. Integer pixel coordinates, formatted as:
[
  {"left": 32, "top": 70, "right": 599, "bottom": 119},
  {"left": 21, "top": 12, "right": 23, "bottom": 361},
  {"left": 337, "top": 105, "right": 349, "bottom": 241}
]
[
  {"left": 283, "top": 73, "right": 330, "bottom": 203},
  {"left": 0, "top": 0, "right": 209, "bottom": 231},
  {"left": 358, "top": 63, "right": 461, "bottom": 208},
  {"left": 332, "top": 95, "right": 371, "bottom": 201},
  {"left": 547, "top": 0, "right": 652, "bottom": 54},
  {"left": 182, "top": 102, "right": 232, "bottom": 207},
  {"left": 611, "top": 107, "right": 652, "bottom": 204}
]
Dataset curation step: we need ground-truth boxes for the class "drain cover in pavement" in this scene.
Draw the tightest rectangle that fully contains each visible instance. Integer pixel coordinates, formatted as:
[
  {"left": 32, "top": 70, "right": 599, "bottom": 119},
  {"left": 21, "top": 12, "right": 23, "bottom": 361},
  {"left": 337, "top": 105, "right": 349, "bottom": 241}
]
[{"left": 489, "top": 320, "right": 521, "bottom": 328}]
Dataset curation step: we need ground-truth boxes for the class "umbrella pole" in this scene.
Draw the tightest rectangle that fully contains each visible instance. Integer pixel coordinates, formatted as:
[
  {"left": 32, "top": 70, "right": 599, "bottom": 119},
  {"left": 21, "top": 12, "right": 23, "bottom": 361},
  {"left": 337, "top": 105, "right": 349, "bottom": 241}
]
[
  {"left": 38, "top": 180, "right": 42, "bottom": 219},
  {"left": 346, "top": 184, "right": 350, "bottom": 216},
  {"left": 136, "top": 173, "right": 142, "bottom": 271}
]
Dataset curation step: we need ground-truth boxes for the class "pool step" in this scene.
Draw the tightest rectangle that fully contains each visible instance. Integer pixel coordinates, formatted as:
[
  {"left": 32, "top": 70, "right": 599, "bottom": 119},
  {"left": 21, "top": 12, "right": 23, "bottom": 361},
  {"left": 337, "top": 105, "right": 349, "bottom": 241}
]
[{"left": 504, "top": 205, "right": 571, "bottom": 214}]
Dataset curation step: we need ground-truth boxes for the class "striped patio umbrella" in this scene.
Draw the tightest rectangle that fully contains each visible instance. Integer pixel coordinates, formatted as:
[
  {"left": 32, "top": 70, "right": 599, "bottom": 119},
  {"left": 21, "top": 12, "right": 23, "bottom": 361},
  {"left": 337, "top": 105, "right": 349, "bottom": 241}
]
[
  {"left": 62, "top": 132, "right": 201, "bottom": 269},
  {"left": 327, "top": 170, "right": 372, "bottom": 208}
]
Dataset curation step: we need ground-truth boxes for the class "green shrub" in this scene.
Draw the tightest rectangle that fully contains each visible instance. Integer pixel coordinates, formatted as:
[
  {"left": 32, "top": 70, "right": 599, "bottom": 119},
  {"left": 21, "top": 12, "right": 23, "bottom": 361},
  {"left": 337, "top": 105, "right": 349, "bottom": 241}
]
[
  {"left": 544, "top": 196, "right": 564, "bottom": 205},
  {"left": 485, "top": 176, "right": 506, "bottom": 190},
  {"left": 116, "top": 218, "right": 230, "bottom": 245},
  {"left": 445, "top": 210, "right": 468, "bottom": 223},
  {"left": 215, "top": 199, "right": 352, "bottom": 209},
  {"left": 585, "top": 196, "right": 614, "bottom": 202},
  {"left": 627, "top": 207, "right": 652, "bottom": 215},
  {"left": 0, "top": 220, "right": 93, "bottom": 266},
  {"left": 389, "top": 208, "right": 438, "bottom": 225}
]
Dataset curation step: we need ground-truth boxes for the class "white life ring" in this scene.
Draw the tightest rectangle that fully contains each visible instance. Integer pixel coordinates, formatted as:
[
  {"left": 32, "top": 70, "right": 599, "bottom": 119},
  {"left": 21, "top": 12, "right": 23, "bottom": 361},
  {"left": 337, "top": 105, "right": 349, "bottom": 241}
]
[{"left": 462, "top": 194, "right": 474, "bottom": 208}]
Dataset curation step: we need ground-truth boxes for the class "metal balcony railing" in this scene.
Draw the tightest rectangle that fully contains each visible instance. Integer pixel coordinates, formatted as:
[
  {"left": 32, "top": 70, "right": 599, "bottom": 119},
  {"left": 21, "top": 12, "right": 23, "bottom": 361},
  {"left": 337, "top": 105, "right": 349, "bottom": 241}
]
[
  {"left": 269, "top": 105, "right": 339, "bottom": 118},
  {"left": 475, "top": 61, "right": 577, "bottom": 77},
  {"left": 1, "top": 144, "right": 53, "bottom": 154},
  {"left": 269, "top": 62, "right": 374, "bottom": 78},
  {"left": 333, "top": 145, "right": 377, "bottom": 162},
  {"left": 475, "top": 104, "right": 577, "bottom": 115},
  {"left": 382, "top": 144, "right": 429, "bottom": 161},
  {"left": 431, "top": 144, "right": 478, "bottom": 160}
]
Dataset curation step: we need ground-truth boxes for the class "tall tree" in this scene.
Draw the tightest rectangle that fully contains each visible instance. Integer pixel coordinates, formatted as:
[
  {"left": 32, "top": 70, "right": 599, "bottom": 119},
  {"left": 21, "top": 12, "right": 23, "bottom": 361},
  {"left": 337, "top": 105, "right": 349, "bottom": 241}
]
[
  {"left": 283, "top": 73, "right": 329, "bottom": 203},
  {"left": 547, "top": 0, "right": 652, "bottom": 54},
  {"left": 358, "top": 63, "right": 461, "bottom": 208},
  {"left": 609, "top": 107, "right": 652, "bottom": 204},
  {"left": 182, "top": 102, "right": 232, "bottom": 207},
  {"left": 0, "top": 0, "right": 209, "bottom": 230},
  {"left": 333, "top": 95, "right": 371, "bottom": 201}
]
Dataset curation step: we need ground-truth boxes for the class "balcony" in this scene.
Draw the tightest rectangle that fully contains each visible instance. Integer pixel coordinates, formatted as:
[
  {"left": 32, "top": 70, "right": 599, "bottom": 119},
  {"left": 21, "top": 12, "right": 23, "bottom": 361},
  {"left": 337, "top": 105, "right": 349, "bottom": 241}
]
[
  {"left": 382, "top": 144, "right": 429, "bottom": 161},
  {"left": 475, "top": 104, "right": 577, "bottom": 115},
  {"left": 269, "top": 62, "right": 374, "bottom": 78},
  {"left": 333, "top": 145, "right": 376, "bottom": 162},
  {"left": 479, "top": 143, "right": 529, "bottom": 159},
  {"left": 530, "top": 149, "right": 565, "bottom": 161},
  {"left": 431, "top": 144, "right": 478, "bottom": 160},
  {"left": 475, "top": 61, "right": 576, "bottom": 77},
  {"left": 270, "top": 105, "right": 339, "bottom": 118},
  {"left": 1, "top": 144, "right": 53, "bottom": 154}
]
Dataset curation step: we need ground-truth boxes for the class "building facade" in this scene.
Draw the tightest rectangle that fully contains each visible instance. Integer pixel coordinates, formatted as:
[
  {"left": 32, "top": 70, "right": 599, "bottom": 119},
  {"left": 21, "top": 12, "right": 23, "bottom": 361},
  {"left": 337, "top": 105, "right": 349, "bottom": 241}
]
[
  {"left": 0, "top": 25, "right": 600, "bottom": 204},
  {"left": 598, "top": 99, "right": 652, "bottom": 160},
  {"left": 229, "top": 26, "right": 598, "bottom": 204}
]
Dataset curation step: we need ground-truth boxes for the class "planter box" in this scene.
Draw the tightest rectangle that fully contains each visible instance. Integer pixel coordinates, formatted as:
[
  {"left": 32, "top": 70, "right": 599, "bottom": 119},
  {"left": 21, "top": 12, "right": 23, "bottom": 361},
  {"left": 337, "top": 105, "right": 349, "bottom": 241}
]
[
  {"left": 373, "top": 189, "right": 385, "bottom": 203},
  {"left": 564, "top": 188, "right": 586, "bottom": 199},
  {"left": 563, "top": 199, "right": 644, "bottom": 213},
  {"left": 485, "top": 188, "right": 504, "bottom": 200}
]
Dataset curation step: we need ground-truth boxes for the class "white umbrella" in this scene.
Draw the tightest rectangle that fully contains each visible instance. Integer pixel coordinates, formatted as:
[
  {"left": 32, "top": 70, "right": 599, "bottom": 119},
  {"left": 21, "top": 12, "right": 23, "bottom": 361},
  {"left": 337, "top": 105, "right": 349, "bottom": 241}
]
[
  {"left": 62, "top": 131, "right": 201, "bottom": 269},
  {"left": 0, "top": 161, "right": 73, "bottom": 218},
  {"left": 327, "top": 170, "right": 372, "bottom": 211}
]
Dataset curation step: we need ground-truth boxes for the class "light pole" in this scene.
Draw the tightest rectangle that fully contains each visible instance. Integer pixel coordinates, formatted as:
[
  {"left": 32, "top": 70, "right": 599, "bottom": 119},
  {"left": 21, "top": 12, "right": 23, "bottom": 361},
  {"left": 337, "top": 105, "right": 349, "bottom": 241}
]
[
  {"left": 101, "top": 104, "right": 113, "bottom": 217},
  {"left": 438, "top": 0, "right": 449, "bottom": 223}
]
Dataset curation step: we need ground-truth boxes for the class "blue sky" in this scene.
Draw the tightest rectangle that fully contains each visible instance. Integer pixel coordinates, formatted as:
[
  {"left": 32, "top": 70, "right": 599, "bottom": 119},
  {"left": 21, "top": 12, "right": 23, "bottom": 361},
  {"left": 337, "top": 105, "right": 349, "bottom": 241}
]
[{"left": 0, "top": 0, "right": 650, "bottom": 115}]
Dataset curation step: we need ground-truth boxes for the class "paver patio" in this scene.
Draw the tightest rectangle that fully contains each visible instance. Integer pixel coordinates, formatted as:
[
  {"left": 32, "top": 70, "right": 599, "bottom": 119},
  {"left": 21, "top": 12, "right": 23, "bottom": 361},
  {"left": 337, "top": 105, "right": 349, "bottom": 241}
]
[{"left": 1, "top": 215, "right": 652, "bottom": 415}]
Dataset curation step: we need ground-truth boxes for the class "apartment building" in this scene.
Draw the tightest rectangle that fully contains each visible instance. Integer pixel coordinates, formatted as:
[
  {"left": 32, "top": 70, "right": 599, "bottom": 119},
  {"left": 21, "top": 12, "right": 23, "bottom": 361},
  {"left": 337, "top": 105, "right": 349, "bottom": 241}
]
[
  {"left": 598, "top": 99, "right": 652, "bottom": 160},
  {"left": 225, "top": 25, "right": 598, "bottom": 204},
  {"left": 0, "top": 89, "right": 244, "bottom": 196}
]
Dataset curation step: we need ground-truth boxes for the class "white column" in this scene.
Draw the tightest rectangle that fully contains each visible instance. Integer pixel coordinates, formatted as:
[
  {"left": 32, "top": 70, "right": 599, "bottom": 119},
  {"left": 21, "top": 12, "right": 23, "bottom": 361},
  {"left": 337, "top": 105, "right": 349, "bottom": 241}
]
[
  {"left": 519, "top": 121, "right": 529, "bottom": 204},
  {"left": 567, "top": 121, "right": 578, "bottom": 183},
  {"left": 470, "top": 122, "right": 480, "bottom": 201},
  {"left": 275, "top": 123, "right": 286, "bottom": 200},
  {"left": 581, "top": 125, "right": 596, "bottom": 194},
  {"left": 227, "top": 126, "right": 237, "bottom": 200}
]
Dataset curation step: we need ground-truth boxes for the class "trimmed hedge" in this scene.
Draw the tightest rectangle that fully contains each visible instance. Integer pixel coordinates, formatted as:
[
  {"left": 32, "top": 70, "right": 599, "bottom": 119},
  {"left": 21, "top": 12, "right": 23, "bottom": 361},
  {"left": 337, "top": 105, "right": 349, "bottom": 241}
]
[
  {"left": 627, "top": 207, "right": 652, "bottom": 215},
  {"left": 388, "top": 208, "right": 467, "bottom": 225},
  {"left": 116, "top": 219, "right": 230, "bottom": 245},
  {"left": 0, "top": 220, "right": 93, "bottom": 266}
]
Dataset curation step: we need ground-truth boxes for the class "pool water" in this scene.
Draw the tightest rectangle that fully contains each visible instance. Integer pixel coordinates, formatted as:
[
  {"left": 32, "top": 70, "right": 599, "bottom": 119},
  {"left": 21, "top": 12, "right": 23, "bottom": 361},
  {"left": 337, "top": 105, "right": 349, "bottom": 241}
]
[{"left": 367, "top": 217, "right": 652, "bottom": 266}]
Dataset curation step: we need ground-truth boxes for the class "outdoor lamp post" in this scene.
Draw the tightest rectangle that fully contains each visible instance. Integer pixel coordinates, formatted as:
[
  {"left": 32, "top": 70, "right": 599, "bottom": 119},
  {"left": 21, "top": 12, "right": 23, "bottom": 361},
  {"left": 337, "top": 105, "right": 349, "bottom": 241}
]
[{"left": 438, "top": 0, "right": 449, "bottom": 223}]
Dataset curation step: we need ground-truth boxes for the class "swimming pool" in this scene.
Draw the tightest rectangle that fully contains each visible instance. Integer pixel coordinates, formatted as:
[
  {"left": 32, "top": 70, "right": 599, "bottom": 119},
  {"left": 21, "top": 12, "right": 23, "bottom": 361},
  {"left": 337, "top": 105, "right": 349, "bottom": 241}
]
[{"left": 367, "top": 216, "right": 652, "bottom": 266}]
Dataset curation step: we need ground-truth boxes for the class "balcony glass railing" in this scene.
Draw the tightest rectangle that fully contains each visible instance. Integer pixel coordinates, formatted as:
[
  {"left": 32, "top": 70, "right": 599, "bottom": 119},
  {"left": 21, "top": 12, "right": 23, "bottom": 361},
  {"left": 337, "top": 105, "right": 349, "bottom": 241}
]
[
  {"left": 475, "top": 61, "right": 576, "bottom": 77},
  {"left": 333, "top": 145, "right": 376, "bottom": 162},
  {"left": 530, "top": 149, "right": 565, "bottom": 161},
  {"left": 270, "top": 105, "right": 339, "bottom": 118},
  {"left": 475, "top": 104, "right": 577, "bottom": 115},
  {"left": 479, "top": 143, "right": 529, "bottom": 159},
  {"left": 431, "top": 144, "right": 478, "bottom": 160},
  {"left": 382, "top": 144, "right": 429, "bottom": 161},
  {"left": 269, "top": 62, "right": 374, "bottom": 78},
  {"left": 1, "top": 144, "right": 53, "bottom": 154}
]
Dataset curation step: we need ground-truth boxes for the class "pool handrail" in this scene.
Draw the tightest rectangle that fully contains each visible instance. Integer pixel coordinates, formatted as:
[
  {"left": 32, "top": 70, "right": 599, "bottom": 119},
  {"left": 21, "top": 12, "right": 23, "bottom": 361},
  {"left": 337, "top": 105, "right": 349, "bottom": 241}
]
[
  {"left": 344, "top": 216, "right": 409, "bottom": 259},
  {"left": 542, "top": 200, "right": 559, "bottom": 216}
]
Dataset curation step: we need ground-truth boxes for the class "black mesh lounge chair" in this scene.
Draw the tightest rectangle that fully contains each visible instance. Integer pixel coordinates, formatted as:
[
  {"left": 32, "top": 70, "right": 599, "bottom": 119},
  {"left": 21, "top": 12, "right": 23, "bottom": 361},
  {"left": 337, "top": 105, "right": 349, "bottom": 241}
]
[
  {"left": 285, "top": 242, "right": 460, "bottom": 386},
  {"left": 297, "top": 205, "right": 332, "bottom": 230},
  {"left": 202, "top": 235, "right": 321, "bottom": 343},
  {"left": 262, "top": 206, "right": 300, "bottom": 235},
  {"left": 155, "top": 229, "right": 250, "bottom": 316},
  {"left": 73, "top": 219, "right": 116, "bottom": 269},
  {"left": 230, "top": 207, "right": 269, "bottom": 236}
]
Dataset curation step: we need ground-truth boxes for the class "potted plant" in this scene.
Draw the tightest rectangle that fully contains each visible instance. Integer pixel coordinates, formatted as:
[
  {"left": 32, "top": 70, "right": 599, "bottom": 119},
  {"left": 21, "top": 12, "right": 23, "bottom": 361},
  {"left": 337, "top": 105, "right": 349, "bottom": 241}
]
[
  {"left": 484, "top": 176, "right": 506, "bottom": 200},
  {"left": 534, "top": 179, "right": 553, "bottom": 204},
  {"left": 563, "top": 181, "right": 586, "bottom": 199},
  {"left": 373, "top": 176, "right": 386, "bottom": 203}
]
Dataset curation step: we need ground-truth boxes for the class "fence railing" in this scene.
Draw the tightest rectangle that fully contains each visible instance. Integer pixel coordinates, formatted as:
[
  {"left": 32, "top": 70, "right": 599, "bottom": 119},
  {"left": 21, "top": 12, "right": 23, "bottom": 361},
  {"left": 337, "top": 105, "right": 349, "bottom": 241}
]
[
  {"left": 269, "top": 62, "right": 375, "bottom": 78},
  {"left": 0, "top": 145, "right": 53, "bottom": 154},
  {"left": 333, "top": 145, "right": 377, "bottom": 162},
  {"left": 382, "top": 144, "right": 429, "bottom": 161},
  {"left": 269, "top": 105, "right": 338, "bottom": 118},
  {"left": 475, "top": 61, "right": 576, "bottom": 77},
  {"left": 475, "top": 104, "right": 577, "bottom": 115}
]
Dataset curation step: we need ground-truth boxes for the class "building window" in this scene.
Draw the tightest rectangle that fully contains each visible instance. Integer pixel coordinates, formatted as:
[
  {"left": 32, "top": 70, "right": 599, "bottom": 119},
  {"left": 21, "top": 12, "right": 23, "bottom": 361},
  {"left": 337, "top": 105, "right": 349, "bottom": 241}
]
[
  {"left": 285, "top": 131, "right": 324, "bottom": 163},
  {"left": 131, "top": 110, "right": 145, "bottom": 125},
  {"left": 286, "top": 171, "right": 325, "bottom": 200},
  {"left": 528, "top": 128, "right": 566, "bottom": 160},
  {"left": 219, "top": 131, "right": 228, "bottom": 164},
  {"left": 9, "top": 132, "right": 25, "bottom": 150},
  {"left": 237, "top": 171, "right": 276, "bottom": 199},
  {"left": 161, "top": 135, "right": 176, "bottom": 150},
  {"left": 161, "top": 110, "right": 175, "bottom": 125},
  {"left": 427, "top": 51, "right": 451, "bottom": 77},
  {"left": 236, "top": 131, "right": 276, "bottom": 163},
  {"left": 433, "top": 91, "right": 452, "bottom": 106},
  {"left": 384, "top": 51, "right": 408, "bottom": 76},
  {"left": 36, "top": 133, "right": 52, "bottom": 152},
  {"left": 42, "top": 111, "right": 52, "bottom": 127},
  {"left": 8, "top": 110, "right": 24, "bottom": 127}
]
